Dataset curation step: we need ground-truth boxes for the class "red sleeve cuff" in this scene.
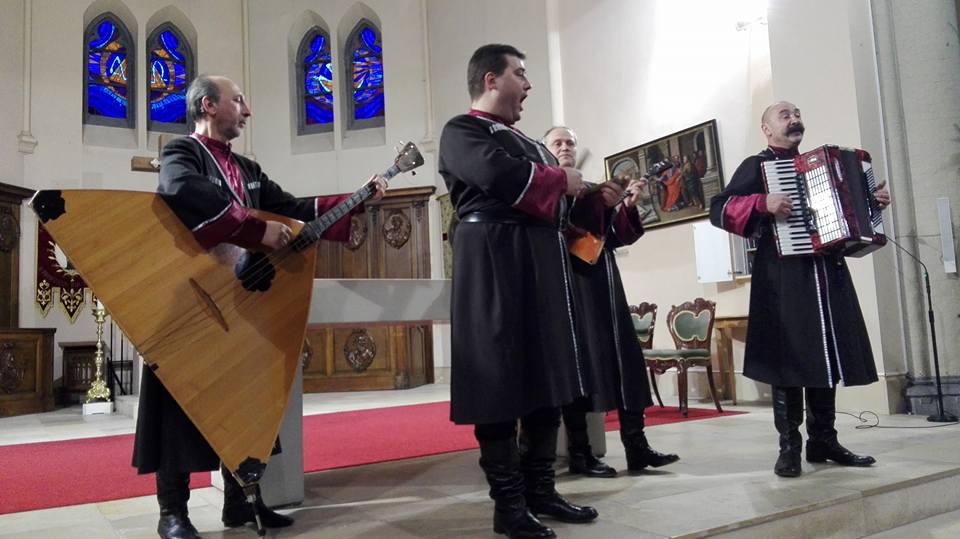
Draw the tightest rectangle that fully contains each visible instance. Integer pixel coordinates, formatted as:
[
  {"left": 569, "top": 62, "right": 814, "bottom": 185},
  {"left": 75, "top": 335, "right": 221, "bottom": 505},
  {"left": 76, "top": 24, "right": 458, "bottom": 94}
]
[
  {"left": 193, "top": 202, "right": 257, "bottom": 250},
  {"left": 721, "top": 194, "right": 766, "bottom": 236},
  {"left": 511, "top": 163, "right": 567, "bottom": 222}
]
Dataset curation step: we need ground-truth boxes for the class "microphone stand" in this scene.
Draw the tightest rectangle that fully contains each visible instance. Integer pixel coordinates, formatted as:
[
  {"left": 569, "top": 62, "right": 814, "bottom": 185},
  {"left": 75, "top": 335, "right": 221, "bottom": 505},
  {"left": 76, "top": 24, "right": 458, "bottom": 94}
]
[{"left": 887, "top": 235, "right": 958, "bottom": 422}]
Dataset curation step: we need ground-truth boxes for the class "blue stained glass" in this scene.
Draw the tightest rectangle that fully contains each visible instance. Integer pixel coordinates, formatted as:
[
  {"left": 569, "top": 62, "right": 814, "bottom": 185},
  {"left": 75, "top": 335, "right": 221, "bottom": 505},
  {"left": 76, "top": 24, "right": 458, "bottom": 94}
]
[
  {"left": 159, "top": 31, "right": 185, "bottom": 61},
  {"left": 305, "top": 63, "right": 333, "bottom": 95},
  {"left": 152, "top": 59, "right": 169, "bottom": 86},
  {"left": 88, "top": 83, "right": 126, "bottom": 118},
  {"left": 351, "top": 26, "right": 384, "bottom": 120},
  {"left": 150, "top": 91, "right": 186, "bottom": 123},
  {"left": 86, "top": 18, "right": 129, "bottom": 120},
  {"left": 150, "top": 27, "right": 190, "bottom": 125},
  {"left": 305, "top": 96, "right": 334, "bottom": 125},
  {"left": 89, "top": 20, "right": 115, "bottom": 49},
  {"left": 302, "top": 30, "right": 333, "bottom": 126},
  {"left": 304, "top": 34, "right": 326, "bottom": 63},
  {"left": 360, "top": 27, "right": 381, "bottom": 54}
]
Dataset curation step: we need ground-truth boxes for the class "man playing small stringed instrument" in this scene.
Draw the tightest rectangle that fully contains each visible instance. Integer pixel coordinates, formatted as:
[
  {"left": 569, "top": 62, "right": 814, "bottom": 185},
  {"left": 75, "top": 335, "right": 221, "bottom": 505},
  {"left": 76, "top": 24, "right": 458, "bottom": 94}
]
[
  {"left": 132, "top": 74, "right": 386, "bottom": 539},
  {"left": 545, "top": 126, "right": 680, "bottom": 479}
]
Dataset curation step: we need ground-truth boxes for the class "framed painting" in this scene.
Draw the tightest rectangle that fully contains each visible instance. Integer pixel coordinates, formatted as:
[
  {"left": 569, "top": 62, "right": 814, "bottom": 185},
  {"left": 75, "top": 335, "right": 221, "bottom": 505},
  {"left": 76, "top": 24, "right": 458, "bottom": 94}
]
[{"left": 604, "top": 119, "right": 723, "bottom": 229}]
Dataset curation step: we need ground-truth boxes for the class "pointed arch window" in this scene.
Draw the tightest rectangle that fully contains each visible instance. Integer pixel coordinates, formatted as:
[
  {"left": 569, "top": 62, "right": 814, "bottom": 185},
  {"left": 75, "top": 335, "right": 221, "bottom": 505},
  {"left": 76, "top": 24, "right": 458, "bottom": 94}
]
[
  {"left": 147, "top": 23, "right": 194, "bottom": 133},
  {"left": 298, "top": 27, "right": 334, "bottom": 134},
  {"left": 345, "top": 22, "right": 384, "bottom": 129},
  {"left": 84, "top": 14, "right": 135, "bottom": 128}
]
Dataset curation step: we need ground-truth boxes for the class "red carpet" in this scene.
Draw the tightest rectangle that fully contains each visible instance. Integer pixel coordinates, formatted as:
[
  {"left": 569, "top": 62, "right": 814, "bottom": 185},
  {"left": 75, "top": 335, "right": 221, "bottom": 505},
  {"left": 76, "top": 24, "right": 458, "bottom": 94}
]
[{"left": 0, "top": 402, "right": 740, "bottom": 515}]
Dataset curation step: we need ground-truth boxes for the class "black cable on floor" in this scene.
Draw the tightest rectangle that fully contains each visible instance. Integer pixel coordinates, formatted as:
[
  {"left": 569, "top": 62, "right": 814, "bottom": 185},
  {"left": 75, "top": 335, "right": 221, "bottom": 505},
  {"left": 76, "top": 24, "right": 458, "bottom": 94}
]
[{"left": 834, "top": 410, "right": 960, "bottom": 429}]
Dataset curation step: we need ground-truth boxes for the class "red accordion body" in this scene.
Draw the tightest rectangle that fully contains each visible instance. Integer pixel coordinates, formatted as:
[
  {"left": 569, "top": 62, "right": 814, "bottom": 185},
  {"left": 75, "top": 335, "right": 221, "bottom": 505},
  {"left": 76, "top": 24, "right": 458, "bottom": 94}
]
[{"left": 761, "top": 145, "right": 886, "bottom": 258}]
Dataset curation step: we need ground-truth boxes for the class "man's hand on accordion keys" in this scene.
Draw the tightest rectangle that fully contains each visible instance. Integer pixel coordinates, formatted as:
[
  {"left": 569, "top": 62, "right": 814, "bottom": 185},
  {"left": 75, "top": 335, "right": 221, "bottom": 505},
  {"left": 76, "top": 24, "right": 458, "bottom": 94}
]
[
  {"left": 765, "top": 192, "right": 794, "bottom": 219},
  {"left": 873, "top": 179, "right": 891, "bottom": 210}
]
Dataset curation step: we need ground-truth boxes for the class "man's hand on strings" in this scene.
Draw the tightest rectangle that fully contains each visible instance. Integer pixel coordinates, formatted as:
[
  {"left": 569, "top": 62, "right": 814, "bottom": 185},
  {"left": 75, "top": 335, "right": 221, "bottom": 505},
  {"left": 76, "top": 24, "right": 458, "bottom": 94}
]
[
  {"left": 596, "top": 181, "right": 625, "bottom": 208},
  {"left": 262, "top": 221, "right": 293, "bottom": 250},
  {"left": 622, "top": 179, "right": 646, "bottom": 208},
  {"left": 368, "top": 174, "right": 388, "bottom": 201}
]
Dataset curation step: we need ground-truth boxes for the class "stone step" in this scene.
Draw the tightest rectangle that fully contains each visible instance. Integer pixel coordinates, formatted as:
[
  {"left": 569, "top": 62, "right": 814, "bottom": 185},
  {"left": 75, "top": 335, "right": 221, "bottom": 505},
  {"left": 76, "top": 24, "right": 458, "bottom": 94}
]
[
  {"left": 698, "top": 466, "right": 960, "bottom": 538},
  {"left": 114, "top": 394, "right": 138, "bottom": 422},
  {"left": 863, "top": 508, "right": 960, "bottom": 538}
]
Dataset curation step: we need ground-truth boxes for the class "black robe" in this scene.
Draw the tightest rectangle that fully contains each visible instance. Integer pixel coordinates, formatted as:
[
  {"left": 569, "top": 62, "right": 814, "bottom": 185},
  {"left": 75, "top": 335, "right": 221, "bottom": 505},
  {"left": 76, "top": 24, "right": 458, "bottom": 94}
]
[
  {"left": 132, "top": 135, "right": 351, "bottom": 474},
  {"left": 439, "top": 113, "right": 591, "bottom": 425},
  {"left": 709, "top": 147, "right": 878, "bottom": 388},
  {"left": 568, "top": 204, "right": 655, "bottom": 413}
]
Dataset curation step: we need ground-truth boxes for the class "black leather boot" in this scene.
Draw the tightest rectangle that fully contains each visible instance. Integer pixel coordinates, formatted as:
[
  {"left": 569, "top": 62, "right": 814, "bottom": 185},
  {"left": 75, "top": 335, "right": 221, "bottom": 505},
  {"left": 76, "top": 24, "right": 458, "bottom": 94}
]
[
  {"left": 773, "top": 386, "right": 803, "bottom": 477},
  {"left": 520, "top": 426, "right": 598, "bottom": 524},
  {"left": 567, "top": 426, "right": 617, "bottom": 478},
  {"left": 805, "top": 387, "right": 875, "bottom": 467},
  {"left": 618, "top": 409, "right": 680, "bottom": 471},
  {"left": 478, "top": 437, "right": 556, "bottom": 539},
  {"left": 221, "top": 465, "right": 294, "bottom": 528},
  {"left": 156, "top": 470, "right": 200, "bottom": 539}
]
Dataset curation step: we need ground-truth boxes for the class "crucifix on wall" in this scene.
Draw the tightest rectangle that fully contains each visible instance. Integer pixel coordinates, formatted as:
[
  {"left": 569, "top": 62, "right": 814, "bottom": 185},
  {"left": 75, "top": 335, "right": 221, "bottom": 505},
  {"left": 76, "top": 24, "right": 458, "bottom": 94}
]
[{"left": 130, "top": 134, "right": 177, "bottom": 173}]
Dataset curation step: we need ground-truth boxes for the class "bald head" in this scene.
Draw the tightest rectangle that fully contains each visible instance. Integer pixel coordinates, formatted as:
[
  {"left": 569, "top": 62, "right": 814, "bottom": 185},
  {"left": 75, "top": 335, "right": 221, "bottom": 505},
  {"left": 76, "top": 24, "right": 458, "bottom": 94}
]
[{"left": 760, "top": 101, "right": 805, "bottom": 150}]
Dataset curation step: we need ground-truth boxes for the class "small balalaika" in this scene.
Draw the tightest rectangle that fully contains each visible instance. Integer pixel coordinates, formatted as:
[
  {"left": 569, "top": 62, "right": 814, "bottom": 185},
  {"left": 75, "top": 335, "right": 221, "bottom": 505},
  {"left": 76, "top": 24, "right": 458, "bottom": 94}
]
[
  {"left": 29, "top": 142, "right": 424, "bottom": 490},
  {"left": 761, "top": 145, "right": 886, "bottom": 258}
]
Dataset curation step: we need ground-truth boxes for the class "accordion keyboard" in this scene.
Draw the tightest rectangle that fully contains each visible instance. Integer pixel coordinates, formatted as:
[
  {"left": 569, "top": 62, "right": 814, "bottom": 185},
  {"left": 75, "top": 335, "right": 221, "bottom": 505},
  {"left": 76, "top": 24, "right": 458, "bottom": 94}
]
[{"left": 761, "top": 160, "right": 816, "bottom": 256}]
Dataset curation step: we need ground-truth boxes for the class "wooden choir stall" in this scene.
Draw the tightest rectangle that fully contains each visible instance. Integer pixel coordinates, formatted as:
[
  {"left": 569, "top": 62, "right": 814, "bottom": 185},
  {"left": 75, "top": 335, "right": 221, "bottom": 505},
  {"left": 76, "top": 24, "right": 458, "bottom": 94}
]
[
  {"left": 0, "top": 182, "right": 56, "bottom": 418},
  {"left": 305, "top": 186, "right": 436, "bottom": 393}
]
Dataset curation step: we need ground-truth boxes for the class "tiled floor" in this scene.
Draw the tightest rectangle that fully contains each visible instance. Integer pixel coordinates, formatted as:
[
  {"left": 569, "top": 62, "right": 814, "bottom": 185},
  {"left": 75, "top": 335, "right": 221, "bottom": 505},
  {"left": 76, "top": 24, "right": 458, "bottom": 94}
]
[{"left": 2, "top": 385, "right": 960, "bottom": 538}]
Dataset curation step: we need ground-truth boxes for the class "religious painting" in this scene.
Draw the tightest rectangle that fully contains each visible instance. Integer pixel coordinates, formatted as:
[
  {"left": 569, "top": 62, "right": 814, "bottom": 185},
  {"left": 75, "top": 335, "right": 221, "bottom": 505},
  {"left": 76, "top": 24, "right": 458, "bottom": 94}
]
[
  {"left": 604, "top": 119, "right": 724, "bottom": 230},
  {"left": 36, "top": 224, "right": 88, "bottom": 322}
]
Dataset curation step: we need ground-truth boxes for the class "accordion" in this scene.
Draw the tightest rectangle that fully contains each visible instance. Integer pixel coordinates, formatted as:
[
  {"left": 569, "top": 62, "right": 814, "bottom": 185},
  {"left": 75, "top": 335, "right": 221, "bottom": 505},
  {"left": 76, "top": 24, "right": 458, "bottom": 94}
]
[{"left": 761, "top": 145, "right": 886, "bottom": 258}]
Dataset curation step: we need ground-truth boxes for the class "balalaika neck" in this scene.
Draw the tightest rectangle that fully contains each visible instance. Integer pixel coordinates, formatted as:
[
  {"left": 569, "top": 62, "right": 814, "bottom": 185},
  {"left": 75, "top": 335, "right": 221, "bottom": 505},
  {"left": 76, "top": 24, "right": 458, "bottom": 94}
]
[{"left": 291, "top": 163, "right": 402, "bottom": 251}]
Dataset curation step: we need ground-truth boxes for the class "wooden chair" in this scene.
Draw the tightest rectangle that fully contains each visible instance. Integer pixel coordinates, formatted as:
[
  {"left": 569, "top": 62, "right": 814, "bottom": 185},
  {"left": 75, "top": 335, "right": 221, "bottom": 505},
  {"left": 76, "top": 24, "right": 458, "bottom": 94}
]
[
  {"left": 644, "top": 298, "right": 723, "bottom": 416},
  {"left": 629, "top": 302, "right": 657, "bottom": 351}
]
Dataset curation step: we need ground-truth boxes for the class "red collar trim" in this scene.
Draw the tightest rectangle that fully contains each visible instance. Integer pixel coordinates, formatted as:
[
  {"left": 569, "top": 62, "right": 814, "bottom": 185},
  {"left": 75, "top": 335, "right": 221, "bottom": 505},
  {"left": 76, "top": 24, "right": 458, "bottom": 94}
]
[{"left": 192, "top": 132, "right": 233, "bottom": 155}]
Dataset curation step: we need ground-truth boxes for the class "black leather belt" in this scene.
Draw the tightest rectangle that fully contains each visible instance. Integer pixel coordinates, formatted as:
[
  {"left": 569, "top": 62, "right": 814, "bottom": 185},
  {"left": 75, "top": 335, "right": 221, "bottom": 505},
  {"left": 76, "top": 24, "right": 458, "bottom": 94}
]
[{"left": 461, "top": 210, "right": 550, "bottom": 227}]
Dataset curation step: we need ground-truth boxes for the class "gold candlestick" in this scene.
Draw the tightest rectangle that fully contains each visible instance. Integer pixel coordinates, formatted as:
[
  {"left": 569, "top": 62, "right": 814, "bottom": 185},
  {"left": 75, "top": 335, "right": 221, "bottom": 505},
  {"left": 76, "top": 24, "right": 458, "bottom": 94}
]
[{"left": 85, "top": 296, "right": 111, "bottom": 403}]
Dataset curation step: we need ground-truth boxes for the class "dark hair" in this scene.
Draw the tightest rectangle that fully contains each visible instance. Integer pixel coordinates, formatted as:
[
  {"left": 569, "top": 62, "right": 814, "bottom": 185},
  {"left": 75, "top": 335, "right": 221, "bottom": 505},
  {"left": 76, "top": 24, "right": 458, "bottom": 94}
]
[
  {"left": 186, "top": 75, "right": 221, "bottom": 122},
  {"left": 467, "top": 44, "right": 525, "bottom": 100}
]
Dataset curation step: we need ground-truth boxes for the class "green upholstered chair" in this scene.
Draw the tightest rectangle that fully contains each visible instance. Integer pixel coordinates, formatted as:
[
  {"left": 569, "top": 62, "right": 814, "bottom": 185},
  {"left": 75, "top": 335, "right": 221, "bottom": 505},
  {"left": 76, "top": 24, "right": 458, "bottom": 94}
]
[
  {"left": 629, "top": 302, "right": 657, "bottom": 351},
  {"left": 644, "top": 298, "right": 723, "bottom": 417}
]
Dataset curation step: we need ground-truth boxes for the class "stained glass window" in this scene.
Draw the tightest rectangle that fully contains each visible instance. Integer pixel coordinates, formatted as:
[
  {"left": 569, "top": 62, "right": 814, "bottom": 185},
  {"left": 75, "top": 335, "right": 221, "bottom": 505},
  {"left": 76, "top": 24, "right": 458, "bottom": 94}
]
[
  {"left": 349, "top": 23, "right": 384, "bottom": 122},
  {"left": 85, "top": 15, "right": 133, "bottom": 126},
  {"left": 148, "top": 24, "right": 193, "bottom": 131},
  {"left": 299, "top": 28, "right": 334, "bottom": 132}
]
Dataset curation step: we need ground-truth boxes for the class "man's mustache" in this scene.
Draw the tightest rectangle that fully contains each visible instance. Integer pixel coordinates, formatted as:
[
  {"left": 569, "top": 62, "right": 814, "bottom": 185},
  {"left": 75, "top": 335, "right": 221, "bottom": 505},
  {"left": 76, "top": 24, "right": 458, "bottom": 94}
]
[{"left": 787, "top": 123, "right": 805, "bottom": 135}]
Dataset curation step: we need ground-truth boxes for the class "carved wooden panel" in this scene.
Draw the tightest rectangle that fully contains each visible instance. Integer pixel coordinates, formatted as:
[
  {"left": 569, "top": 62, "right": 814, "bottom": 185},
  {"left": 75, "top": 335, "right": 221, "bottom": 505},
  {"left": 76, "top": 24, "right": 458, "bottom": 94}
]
[
  {"left": 0, "top": 183, "right": 33, "bottom": 328},
  {"left": 305, "top": 186, "right": 436, "bottom": 393},
  {"left": 0, "top": 328, "right": 56, "bottom": 417}
]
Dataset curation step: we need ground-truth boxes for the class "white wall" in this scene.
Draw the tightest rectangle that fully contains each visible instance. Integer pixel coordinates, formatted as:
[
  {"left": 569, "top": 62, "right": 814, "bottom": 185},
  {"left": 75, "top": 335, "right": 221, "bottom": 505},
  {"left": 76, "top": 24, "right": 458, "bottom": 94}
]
[
  {"left": 555, "top": 0, "right": 772, "bottom": 402},
  {"left": 0, "top": 0, "right": 25, "bottom": 185}
]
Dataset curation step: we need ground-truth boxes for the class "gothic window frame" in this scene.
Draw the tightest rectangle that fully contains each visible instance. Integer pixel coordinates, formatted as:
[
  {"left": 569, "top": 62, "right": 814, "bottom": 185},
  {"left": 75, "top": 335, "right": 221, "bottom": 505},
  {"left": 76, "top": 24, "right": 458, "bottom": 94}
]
[
  {"left": 297, "top": 26, "right": 335, "bottom": 135},
  {"left": 146, "top": 22, "right": 195, "bottom": 134},
  {"left": 343, "top": 20, "right": 385, "bottom": 131},
  {"left": 83, "top": 13, "right": 136, "bottom": 129}
]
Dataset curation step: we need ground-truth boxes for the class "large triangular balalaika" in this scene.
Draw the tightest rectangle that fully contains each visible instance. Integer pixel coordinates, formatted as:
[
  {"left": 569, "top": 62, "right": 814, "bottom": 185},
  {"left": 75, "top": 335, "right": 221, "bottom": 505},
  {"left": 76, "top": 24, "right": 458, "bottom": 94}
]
[{"left": 29, "top": 142, "right": 423, "bottom": 485}]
